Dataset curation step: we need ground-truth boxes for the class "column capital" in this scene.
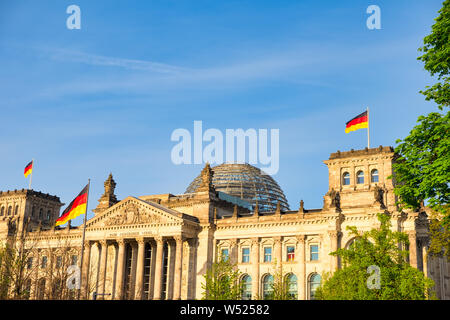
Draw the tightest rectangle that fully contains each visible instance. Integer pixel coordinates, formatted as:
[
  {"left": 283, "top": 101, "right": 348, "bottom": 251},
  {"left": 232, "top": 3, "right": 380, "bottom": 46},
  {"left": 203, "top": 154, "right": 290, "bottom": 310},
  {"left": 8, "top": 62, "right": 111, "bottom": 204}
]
[
  {"left": 98, "top": 239, "right": 108, "bottom": 247},
  {"left": 117, "top": 238, "right": 126, "bottom": 246},
  {"left": 136, "top": 237, "right": 146, "bottom": 245},
  {"left": 327, "top": 230, "right": 340, "bottom": 239},
  {"left": 155, "top": 236, "right": 164, "bottom": 245},
  {"left": 83, "top": 241, "right": 92, "bottom": 250},
  {"left": 406, "top": 230, "right": 417, "bottom": 238},
  {"left": 273, "top": 236, "right": 282, "bottom": 243},
  {"left": 296, "top": 235, "right": 306, "bottom": 243},
  {"left": 229, "top": 238, "right": 238, "bottom": 247},
  {"left": 251, "top": 237, "right": 259, "bottom": 247},
  {"left": 173, "top": 235, "right": 185, "bottom": 243}
]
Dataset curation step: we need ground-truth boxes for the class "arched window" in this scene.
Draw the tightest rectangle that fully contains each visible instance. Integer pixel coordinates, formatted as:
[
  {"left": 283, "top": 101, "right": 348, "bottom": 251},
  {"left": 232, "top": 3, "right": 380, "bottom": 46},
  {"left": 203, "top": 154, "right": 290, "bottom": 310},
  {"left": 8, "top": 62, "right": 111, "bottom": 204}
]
[
  {"left": 0, "top": 206, "right": 4, "bottom": 216},
  {"left": 37, "top": 278, "right": 46, "bottom": 300},
  {"left": 24, "top": 279, "right": 32, "bottom": 300},
  {"left": 46, "top": 210, "right": 51, "bottom": 221},
  {"left": 371, "top": 169, "right": 379, "bottom": 183},
  {"left": 32, "top": 206, "right": 36, "bottom": 217},
  {"left": 309, "top": 273, "right": 321, "bottom": 300},
  {"left": 14, "top": 205, "right": 19, "bottom": 215},
  {"left": 7, "top": 206, "right": 12, "bottom": 216},
  {"left": 39, "top": 208, "right": 43, "bottom": 220},
  {"left": 241, "top": 275, "right": 252, "bottom": 300},
  {"left": 356, "top": 171, "right": 364, "bottom": 184},
  {"left": 346, "top": 237, "right": 362, "bottom": 249},
  {"left": 262, "top": 274, "right": 274, "bottom": 300},
  {"left": 286, "top": 274, "right": 298, "bottom": 299},
  {"left": 342, "top": 172, "right": 350, "bottom": 185}
]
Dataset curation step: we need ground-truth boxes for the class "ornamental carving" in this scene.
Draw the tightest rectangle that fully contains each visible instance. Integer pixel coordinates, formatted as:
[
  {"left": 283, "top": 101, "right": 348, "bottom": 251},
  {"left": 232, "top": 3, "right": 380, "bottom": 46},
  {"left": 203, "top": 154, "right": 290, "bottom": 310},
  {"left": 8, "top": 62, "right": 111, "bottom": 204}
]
[{"left": 105, "top": 203, "right": 162, "bottom": 226}]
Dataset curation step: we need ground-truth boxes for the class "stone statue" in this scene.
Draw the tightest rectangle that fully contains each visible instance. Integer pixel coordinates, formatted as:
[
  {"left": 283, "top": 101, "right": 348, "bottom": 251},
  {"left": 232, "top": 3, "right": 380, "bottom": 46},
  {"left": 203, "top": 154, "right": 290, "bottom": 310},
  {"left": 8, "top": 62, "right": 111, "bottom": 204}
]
[
  {"left": 327, "top": 188, "right": 341, "bottom": 211},
  {"left": 373, "top": 184, "right": 385, "bottom": 208},
  {"left": 7, "top": 217, "right": 16, "bottom": 235}
]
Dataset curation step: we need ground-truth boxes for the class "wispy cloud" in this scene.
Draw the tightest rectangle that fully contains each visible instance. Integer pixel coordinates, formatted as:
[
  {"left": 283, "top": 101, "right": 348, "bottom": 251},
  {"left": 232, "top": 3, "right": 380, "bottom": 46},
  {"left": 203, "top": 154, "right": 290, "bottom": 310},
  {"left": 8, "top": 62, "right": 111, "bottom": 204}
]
[{"left": 48, "top": 48, "right": 190, "bottom": 74}]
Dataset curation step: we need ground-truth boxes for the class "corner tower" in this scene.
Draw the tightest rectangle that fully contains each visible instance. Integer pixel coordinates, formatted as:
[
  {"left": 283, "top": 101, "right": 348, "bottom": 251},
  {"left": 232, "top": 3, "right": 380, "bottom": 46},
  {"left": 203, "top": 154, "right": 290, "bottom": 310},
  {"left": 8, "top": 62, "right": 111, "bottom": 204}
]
[{"left": 323, "top": 146, "right": 397, "bottom": 211}]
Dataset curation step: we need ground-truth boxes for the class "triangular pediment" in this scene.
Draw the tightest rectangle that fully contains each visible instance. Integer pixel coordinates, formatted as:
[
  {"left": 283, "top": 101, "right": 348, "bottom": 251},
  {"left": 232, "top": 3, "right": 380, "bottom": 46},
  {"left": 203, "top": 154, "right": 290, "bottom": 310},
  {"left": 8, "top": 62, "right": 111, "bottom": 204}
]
[{"left": 86, "top": 196, "right": 184, "bottom": 228}]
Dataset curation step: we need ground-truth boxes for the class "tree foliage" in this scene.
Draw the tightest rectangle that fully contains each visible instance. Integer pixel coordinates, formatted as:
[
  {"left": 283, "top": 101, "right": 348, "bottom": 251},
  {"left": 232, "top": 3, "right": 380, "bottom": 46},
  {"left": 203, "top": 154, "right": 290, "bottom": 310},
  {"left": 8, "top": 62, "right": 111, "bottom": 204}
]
[
  {"left": 201, "top": 259, "right": 243, "bottom": 300},
  {"left": 392, "top": 112, "right": 449, "bottom": 215},
  {"left": 393, "top": 0, "right": 450, "bottom": 259},
  {"left": 417, "top": 0, "right": 450, "bottom": 111},
  {"left": 315, "top": 213, "right": 434, "bottom": 300}
]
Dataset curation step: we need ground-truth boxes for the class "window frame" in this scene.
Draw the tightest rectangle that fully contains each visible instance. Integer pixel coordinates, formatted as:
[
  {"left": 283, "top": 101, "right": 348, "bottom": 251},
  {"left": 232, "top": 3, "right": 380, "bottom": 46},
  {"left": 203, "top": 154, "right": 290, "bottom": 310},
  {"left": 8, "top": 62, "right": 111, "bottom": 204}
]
[
  {"left": 342, "top": 172, "right": 350, "bottom": 185},
  {"left": 263, "top": 246, "right": 272, "bottom": 263},
  {"left": 371, "top": 169, "right": 379, "bottom": 183},
  {"left": 286, "top": 245, "right": 295, "bottom": 262},
  {"left": 241, "top": 247, "right": 250, "bottom": 263},
  {"left": 309, "top": 244, "right": 319, "bottom": 261},
  {"left": 356, "top": 170, "right": 364, "bottom": 184},
  {"left": 220, "top": 248, "right": 229, "bottom": 262}
]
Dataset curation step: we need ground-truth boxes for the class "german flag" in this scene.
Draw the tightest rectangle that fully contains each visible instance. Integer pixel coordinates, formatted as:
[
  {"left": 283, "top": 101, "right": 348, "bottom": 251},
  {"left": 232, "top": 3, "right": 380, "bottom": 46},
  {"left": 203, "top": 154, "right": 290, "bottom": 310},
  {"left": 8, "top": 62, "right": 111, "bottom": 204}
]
[
  {"left": 55, "top": 184, "right": 89, "bottom": 226},
  {"left": 24, "top": 161, "right": 33, "bottom": 178},
  {"left": 345, "top": 111, "right": 368, "bottom": 133}
]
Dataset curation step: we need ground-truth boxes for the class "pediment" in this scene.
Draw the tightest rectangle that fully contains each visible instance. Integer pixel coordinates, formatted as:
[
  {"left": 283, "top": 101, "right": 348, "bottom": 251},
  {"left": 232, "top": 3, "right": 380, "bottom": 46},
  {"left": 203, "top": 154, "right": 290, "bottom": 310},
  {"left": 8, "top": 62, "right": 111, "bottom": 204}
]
[{"left": 86, "top": 196, "right": 184, "bottom": 228}]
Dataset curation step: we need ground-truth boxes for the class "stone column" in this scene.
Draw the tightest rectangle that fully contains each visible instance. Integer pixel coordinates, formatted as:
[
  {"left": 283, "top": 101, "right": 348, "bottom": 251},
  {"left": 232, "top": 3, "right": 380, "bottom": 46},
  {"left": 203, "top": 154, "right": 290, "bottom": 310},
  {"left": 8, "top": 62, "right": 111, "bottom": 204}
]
[
  {"left": 328, "top": 231, "right": 339, "bottom": 272},
  {"left": 408, "top": 231, "right": 418, "bottom": 269},
  {"left": 81, "top": 242, "right": 92, "bottom": 299},
  {"left": 251, "top": 238, "right": 260, "bottom": 299},
  {"left": 134, "top": 238, "right": 146, "bottom": 300},
  {"left": 98, "top": 240, "right": 108, "bottom": 297},
  {"left": 297, "top": 235, "right": 306, "bottom": 300},
  {"left": 153, "top": 237, "right": 164, "bottom": 300},
  {"left": 114, "top": 239, "right": 126, "bottom": 300},
  {"left": 421, "top": 239, "right": 428, "bottom": 277},
  {"left": 173, "top": 236, "right": 184, "bottom": 300}
]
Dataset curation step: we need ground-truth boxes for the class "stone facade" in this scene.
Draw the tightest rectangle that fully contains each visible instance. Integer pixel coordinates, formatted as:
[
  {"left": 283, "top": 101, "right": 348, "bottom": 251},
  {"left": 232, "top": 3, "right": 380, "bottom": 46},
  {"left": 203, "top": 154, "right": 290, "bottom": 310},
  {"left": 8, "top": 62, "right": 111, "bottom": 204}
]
[{"left": 0, "top": 146, "right": 449, "bottom": 300}]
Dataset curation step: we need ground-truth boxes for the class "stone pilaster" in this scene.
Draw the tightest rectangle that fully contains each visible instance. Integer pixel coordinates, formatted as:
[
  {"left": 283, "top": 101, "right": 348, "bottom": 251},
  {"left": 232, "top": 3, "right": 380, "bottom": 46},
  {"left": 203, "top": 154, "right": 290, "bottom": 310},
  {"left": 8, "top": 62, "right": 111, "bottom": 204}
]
[
  {"left": 274, "top": 236, "right": 282, "bottom": 268},
  {"left": 297, "top": 235, "right": 306, "bottom": 300},
  {"left": 328, "top": 230, "right": 339, "bottom": 272},
  {"left": 251, "top": 237, "right": 260, "bottom": 299}
]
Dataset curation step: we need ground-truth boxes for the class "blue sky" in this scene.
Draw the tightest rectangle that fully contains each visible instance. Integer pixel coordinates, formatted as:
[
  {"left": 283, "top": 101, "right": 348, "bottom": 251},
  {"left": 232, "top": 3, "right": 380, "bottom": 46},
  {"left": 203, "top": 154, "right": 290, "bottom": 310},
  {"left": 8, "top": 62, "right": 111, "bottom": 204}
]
[{"left": 0, "top": 0, "right": 444, "bottom": 226}]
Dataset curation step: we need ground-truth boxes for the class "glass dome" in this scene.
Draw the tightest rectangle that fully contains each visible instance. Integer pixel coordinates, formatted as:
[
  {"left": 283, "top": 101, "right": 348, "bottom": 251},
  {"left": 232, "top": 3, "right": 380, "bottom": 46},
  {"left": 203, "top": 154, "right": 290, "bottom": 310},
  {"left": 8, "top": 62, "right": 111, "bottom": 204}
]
[{"left": 185, "top": 163, "right": 290, "bottom": 212}]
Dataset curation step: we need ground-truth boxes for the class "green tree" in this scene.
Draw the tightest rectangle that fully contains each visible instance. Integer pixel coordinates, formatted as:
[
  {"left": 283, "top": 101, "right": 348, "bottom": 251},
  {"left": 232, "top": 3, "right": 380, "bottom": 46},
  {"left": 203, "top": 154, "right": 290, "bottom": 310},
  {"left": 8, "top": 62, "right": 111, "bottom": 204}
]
[
  {"left": 201, "top": 258, "right": 243, "bottom": 300},
  {"left": 417, "top": 0, "right": 449, "bottom": 111},
  {"left": 315, "top": 213, "right": 434, "bottom": 300},
  {"left": 392, "top": 0, "right": 450, "bottom": 258}
]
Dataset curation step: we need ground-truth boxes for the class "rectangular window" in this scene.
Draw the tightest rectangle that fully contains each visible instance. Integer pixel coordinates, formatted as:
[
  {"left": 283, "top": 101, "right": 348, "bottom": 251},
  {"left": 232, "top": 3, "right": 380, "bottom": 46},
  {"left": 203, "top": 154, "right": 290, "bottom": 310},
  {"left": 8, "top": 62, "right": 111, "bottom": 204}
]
[
  {"left": 310, "top": 245, "right": 319, "bottom": 261},
  {"left": 71, "top": 255, "right": 78, "bottom": 266},
  {"left": 41, "top": 256, "right": 48, "bottom": 268},
  {"left": 242, "top": 247, "right": 250, "bottom": 263},
  {"left": 27, "top": 257, "right": 33, "bottom": 269},
  {"left": 287, "top": 246, "right": 295, "bottom": 261},
  {"left": 221, "top": 248, "right": 229, "bottom": 261},
  {"left": 264, "top": 247, "right": 272, "bottom": 262},
  {"left": 56, "top": 256, "right": 62, "bottom": 269}
]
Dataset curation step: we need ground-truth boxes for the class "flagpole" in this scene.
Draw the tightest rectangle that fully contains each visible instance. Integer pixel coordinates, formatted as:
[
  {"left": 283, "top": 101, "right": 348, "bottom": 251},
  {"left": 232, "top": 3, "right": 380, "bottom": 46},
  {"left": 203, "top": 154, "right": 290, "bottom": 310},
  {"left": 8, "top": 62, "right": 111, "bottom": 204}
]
[
  {"left": 367, "top": 107, "right": 370, "bottom": 149},
  {"left": 78, "top": 179, "right": 91, "bottom": 300},
  {"left": 29, "top": 159, "right": 34, "bottom": 190}
]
